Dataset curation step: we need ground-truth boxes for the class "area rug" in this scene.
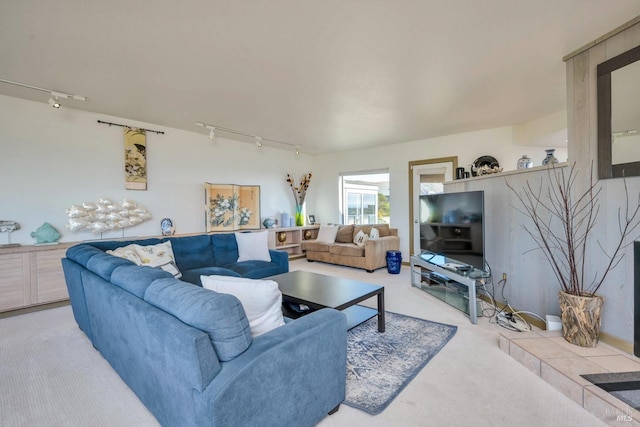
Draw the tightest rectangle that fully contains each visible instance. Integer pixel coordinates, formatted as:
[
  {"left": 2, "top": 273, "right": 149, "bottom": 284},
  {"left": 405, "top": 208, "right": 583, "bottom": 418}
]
[
  {"left": 344, "top": 311, "right": 457, "bottom": 415},
  {"left": 581, "top": 371, "right": 640, "bottom": 410}
]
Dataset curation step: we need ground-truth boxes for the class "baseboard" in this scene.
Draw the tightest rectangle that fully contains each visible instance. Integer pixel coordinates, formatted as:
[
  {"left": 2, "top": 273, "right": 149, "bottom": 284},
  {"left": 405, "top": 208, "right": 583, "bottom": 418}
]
[
  {"left": 599, "top": 332, "right": 633, "bottom": 354},
  {"left": 0, "top": 300, "right": 70, "bottom": 319}
]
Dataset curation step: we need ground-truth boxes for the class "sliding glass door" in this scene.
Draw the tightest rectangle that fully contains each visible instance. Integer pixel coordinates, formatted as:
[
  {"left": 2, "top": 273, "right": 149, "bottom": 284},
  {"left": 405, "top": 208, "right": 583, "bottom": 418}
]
[
  {"left": 339, "top": 171, "right": 390, "bottom": 225},
  {"left": 345, "top": 188, "right": 377, "bottom": 224}
]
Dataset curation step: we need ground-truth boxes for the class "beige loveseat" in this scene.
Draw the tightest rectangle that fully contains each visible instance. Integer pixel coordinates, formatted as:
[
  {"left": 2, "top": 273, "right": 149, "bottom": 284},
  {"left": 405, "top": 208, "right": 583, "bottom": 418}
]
[{"left": 301, "top": 224, "right": 400, "bottom": 272}]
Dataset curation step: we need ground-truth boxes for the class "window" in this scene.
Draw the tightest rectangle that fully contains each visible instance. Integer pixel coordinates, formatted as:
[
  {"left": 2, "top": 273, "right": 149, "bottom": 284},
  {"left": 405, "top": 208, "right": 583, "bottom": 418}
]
[
  {"left": 340, "top": 171, "right": 390, "bottom": 225},
  {"left": 420, "top": 173, "right": 445, "bottom": 195}
]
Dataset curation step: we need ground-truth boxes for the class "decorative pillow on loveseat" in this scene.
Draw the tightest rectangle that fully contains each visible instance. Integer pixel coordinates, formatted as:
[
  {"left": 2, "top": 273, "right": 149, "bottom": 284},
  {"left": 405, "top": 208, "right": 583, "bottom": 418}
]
[
  {"left": 369, "top": 227, "right": 380, "bottom": 239},
  {"left": 335, "top": 224, "right": 355, "bottom": 243},
  {"left": 315, "top": 225, "right": 339, "bottom": 244},
  {"left": 353, "top": 230, "right": 368, "bottom": 247},
  {"left": 354, "top": 224, "right": 390, "bottom": 238},
  {"left": 201, "top": 275, "right": 285, "bottom": 337}
]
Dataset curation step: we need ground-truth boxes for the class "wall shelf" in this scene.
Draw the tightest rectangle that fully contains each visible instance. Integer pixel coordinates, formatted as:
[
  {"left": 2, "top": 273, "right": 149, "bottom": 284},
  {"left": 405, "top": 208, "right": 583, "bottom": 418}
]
[{"left": 450, "top": 162, "right": 569, "bottom": 183}]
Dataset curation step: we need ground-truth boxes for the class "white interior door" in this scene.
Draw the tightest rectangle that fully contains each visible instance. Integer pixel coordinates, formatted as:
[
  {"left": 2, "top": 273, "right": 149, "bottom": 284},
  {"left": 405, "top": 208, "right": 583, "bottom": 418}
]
[{"left": 411, "top": 162, "right": 454, "bottom": 255}]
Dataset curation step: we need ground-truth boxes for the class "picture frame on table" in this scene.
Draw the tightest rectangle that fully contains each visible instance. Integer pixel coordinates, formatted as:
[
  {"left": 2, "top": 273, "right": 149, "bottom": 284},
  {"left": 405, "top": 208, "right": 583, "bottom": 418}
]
[{"left": 307, "top": 214, "right": 316, "bottom": 225}]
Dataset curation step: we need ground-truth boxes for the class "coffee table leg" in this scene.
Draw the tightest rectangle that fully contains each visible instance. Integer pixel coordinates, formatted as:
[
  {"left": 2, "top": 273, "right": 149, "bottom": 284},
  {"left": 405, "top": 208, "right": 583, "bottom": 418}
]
[{"left": 377, "top": 290, "right": 385, "bottom": 332}]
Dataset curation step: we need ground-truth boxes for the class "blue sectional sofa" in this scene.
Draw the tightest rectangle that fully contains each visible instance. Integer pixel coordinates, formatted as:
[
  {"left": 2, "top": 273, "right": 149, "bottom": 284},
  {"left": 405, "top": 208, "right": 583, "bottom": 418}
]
[{"left": 62, "top": 233, "right": 348, "bottom": 427}]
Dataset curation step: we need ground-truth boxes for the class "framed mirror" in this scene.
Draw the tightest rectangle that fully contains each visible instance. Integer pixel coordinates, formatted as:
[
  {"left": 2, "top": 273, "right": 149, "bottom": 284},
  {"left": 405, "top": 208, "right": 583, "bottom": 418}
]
[{"left": 598, "top": 45, "right": 640, "bottom": 179}]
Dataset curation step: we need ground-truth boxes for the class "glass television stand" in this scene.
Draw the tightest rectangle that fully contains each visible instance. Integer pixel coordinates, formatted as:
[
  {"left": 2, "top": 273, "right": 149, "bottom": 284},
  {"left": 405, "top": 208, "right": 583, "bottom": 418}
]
[{"left": 410, "top": 252, "right": 490, "bottom": 324}]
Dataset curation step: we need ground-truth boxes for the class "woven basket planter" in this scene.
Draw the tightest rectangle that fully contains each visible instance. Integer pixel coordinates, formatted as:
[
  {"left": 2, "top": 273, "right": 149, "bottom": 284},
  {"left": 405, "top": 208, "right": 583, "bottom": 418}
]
[{"left": 558, "top": 291, "right": 604, "bottom": 347}]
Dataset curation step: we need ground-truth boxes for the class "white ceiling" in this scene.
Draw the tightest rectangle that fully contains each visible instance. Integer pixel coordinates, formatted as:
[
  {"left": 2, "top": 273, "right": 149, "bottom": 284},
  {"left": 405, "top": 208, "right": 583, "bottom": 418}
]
[{"left": 1, "top": 1, "right": 639, "bottom": 154}]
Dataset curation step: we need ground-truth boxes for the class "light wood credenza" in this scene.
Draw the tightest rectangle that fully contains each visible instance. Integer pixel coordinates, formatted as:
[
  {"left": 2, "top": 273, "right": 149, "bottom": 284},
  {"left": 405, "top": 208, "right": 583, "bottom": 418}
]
[
  {"left": 0, "top": 227, "right": 322, "bottom": 313},
  {"left": 0, "top": 243, "right": 73, "bottom": 313}
]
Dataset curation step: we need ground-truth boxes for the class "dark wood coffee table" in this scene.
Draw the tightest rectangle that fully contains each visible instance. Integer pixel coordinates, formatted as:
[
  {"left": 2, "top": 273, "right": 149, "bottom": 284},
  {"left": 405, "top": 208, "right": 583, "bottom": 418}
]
[{"left": 268, "top": 270, "right": 385, "bottom": 332}]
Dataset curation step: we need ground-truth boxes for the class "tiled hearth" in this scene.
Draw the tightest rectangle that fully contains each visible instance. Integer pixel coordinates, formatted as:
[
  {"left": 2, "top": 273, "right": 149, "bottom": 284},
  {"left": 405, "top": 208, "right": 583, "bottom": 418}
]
[{"left": 500, "top": 329, "right": 640, "bottom": 426}]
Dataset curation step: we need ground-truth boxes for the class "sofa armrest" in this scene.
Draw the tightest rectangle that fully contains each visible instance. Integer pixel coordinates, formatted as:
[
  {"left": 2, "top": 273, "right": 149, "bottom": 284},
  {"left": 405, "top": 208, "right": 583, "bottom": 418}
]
[
  {"left": 364, "top": 235, "right": 400, "bottom": 254},
  {"left": 201, "top": 308, "right": 347, "bottom": 426},
  {"left": 269, "top": 249, "right": 289, "bottom": 272},
  {"left": 363, "top": 235, "right": 400, "bottom": 271}
]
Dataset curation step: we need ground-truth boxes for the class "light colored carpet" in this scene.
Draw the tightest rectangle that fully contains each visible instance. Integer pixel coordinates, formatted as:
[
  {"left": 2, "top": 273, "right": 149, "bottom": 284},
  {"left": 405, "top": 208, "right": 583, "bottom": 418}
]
[
  {"left": 0, "top": 304, "right": 157, "bottom": 427},
  {"left": 0, "top": 260, "right": 606, "bottom": 426},
  {"left": 345, "top": 312, "right": 456, "bottom": 414}
]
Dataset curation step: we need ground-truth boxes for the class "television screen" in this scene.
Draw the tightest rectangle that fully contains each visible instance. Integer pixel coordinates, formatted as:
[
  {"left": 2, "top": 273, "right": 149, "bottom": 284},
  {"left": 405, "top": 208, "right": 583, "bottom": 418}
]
[{"left": 419, "top": 190, "right": 485, "bottom": 270}]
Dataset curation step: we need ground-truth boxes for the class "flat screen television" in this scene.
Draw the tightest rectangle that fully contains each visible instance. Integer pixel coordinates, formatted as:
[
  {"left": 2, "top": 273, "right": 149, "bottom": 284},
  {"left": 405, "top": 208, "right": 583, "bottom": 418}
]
[{"left": 419, "top": 190, "right": 485, "bottom": 271}]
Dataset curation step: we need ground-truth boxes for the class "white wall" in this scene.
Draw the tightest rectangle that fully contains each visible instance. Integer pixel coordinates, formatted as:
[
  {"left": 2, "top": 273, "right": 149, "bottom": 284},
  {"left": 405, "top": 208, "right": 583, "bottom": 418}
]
[
  {"left": 445, "top": 166, "right": 579, "bottom": 327},
  {"left": 613, "top": 134, "right": 640, "bottom": 164},
  {"left": 562, "top": 19, "right": 640, "bottom": 348},
  {"left": 513, "top": 110, "right": 568, "bottom": 148},
  {"left": 445, "top": 164, "right": 640, "bottom": 348},
  {"left": 311, "top": 125, "right": 567, "bottom": 261},
  {"left": 0, "top": 95, "right": 313, "bottom": 245}
]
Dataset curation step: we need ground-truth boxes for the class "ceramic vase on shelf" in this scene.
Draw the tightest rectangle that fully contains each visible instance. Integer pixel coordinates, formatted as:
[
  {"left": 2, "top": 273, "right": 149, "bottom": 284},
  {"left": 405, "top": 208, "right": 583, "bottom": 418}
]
[
  {"left": 295, "top": 204, "right": 304, "bottom": 226},
  {"left": 517, "top": 155, "right": 532, "bottom": 169},
  {"left": 542, "top": 149, "right": 559, "bottom": 165},
  {"left": 280, "top": 212, "right": 290, "bottom": 228}
]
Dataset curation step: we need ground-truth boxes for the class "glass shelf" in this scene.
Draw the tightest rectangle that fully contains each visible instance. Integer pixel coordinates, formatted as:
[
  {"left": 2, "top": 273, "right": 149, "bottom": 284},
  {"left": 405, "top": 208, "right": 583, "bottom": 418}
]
[
  {"left": 410, "top": 251, "right": 490, "bottom": 324},
  {"left": 418, "top": 280, "right": 480, "bottom": 317},
  {"left": 415, "top": 251, "right": 490, "bottom": 280}
]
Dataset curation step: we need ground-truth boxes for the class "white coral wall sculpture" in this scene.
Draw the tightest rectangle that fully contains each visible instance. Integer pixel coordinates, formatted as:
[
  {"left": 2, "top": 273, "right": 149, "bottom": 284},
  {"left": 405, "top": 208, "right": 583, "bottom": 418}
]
[{"left": 66, "top": 198, "right": 151, "bottom": 234}]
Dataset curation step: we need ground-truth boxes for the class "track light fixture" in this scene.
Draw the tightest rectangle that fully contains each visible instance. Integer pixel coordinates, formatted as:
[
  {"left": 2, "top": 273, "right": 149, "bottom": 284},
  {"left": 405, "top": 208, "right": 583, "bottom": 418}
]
[
  {"left": 195, "top": 122, "right": 302, "bottom": 153},
  {"left": 0, "top": 79, "right": 87, "bottom": 108},
  {"left": 50, "top": 90, "right": 87, "bottom": 102},
  {"left": 48, "top": 97, "right": 61, "bottom": 108}
]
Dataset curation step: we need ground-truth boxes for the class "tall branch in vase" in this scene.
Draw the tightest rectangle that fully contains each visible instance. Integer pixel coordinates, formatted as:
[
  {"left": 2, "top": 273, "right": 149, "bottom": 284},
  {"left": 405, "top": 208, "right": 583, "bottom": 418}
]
[
  {"left": 287, "top": 172, "right": 312, "bottom": 226},
  {"left": 507, "top": 162, "right": 640, "bottom": 296}
]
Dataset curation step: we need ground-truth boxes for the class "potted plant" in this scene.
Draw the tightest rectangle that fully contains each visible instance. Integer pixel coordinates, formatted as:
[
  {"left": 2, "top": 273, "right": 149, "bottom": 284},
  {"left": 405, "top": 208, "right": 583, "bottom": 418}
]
[{"left": 507, "top": 163, "right": 640, "bottom": 347}]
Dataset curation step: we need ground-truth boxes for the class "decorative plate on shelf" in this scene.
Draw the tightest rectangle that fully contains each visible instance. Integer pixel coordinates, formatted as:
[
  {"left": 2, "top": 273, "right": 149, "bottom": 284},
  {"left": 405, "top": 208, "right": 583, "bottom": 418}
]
[
  {"left": 471, "top": 155, "right": 500, "bottom": 176},
  {"left": 160, "top": 218, "right": 175, "bottom": 236}
]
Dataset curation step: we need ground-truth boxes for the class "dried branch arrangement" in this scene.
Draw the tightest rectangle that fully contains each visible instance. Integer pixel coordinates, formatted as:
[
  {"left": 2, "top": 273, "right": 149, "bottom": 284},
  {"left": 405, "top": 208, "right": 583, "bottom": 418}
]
[
  {"left": 507, "top": 162, "right": 640, "bottom": 296},
  {"left": 286, "top": 172, "right": 312, "bottom": 205}
]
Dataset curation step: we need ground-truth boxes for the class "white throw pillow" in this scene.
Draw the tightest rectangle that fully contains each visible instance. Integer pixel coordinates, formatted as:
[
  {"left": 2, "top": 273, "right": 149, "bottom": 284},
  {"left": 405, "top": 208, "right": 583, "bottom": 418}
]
[
  {"left": 353, "top": 230, "right": 368, "bottom": 247},
  {"left": 369, "top": 227, "right": 380, "bottom": 239},
  {"left": 134, "top": 241, "right": 182, "bottom": 278},
  {"left": 235, "top": 231, "right": 271, "bottom": 262},
  {"left": 108, "top": 241, "right": 182, "bottom": 278},
  {"left": 201, "top": 275, "right": 285, "bottom": 337},
  {"left": 315, "top": 225, "right": 339, "bottom": 244},
  {"left": 107, "top": 244, "right": 142, "bottom": 264}
]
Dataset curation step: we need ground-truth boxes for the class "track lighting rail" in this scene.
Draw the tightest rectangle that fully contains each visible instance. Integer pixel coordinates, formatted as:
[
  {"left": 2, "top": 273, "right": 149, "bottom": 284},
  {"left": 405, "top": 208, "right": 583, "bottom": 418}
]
[
  {"left": 97, "top": 120, "right": 165, "bottom": 135},
  {"left": 0, "top": 78, "right": 87, "bottom": 102},
  {"left": 195, "top": 122, "right": 301, "bottom": 153}
]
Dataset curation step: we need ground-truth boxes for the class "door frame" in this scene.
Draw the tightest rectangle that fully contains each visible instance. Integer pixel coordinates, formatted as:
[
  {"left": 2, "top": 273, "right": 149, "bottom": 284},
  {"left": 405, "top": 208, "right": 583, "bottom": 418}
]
[{"left": 408, "top": 156, "right": 458, "bottom": 257}]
